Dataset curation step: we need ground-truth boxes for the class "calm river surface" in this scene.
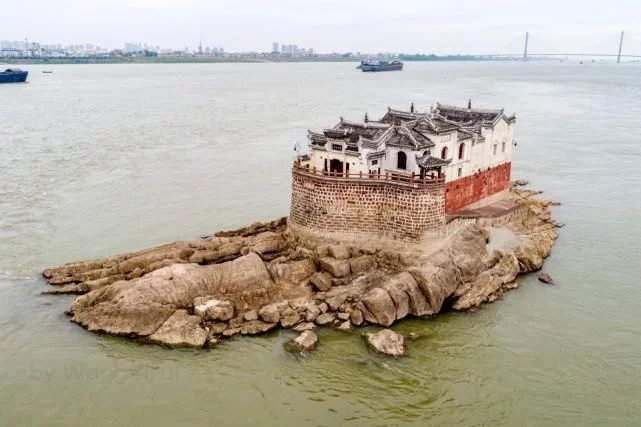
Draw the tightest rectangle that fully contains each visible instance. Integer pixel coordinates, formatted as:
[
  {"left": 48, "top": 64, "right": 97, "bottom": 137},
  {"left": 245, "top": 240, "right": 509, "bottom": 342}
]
[{"left": 1, "top": 62, "right": 640, "bottom": 426}]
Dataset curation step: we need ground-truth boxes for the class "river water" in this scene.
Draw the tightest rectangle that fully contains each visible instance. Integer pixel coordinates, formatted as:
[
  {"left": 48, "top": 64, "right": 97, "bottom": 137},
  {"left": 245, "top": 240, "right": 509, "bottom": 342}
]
[{"left": 1, "top": 62, "right": 640, "bottom": 426}]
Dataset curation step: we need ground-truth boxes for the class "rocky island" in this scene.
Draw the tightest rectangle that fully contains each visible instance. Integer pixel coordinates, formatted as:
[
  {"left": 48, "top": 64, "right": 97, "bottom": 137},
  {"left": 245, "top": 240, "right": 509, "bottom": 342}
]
[{"left": 41, "top": 103, "right": 560, "bottom": 355}]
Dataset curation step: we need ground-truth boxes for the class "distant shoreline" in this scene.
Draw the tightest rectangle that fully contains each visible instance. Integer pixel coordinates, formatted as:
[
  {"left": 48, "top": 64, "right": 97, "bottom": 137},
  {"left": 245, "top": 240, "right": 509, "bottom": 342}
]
[{"left": 1, "top": 55, "right": 527, "bottom": 65}]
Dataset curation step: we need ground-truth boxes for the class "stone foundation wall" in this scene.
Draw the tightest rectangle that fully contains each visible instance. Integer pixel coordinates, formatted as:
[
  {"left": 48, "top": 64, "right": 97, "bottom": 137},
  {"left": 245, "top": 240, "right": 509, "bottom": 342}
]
[
  {"left": 445, "top": 204, "right": 531, "bottom": 236},
  {"left": 445, "top": 162, "right": 512, "bottom": 213},
  {"left": 289, "top": 168, "right": 446, "bottom": 242}
]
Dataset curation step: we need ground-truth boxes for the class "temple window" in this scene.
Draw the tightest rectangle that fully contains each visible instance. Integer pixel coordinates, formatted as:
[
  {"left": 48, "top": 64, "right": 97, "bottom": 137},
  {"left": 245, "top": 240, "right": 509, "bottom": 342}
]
[
  {"left": 423, "top": 150, "right": 430, "bottom": 156},
  {"left": 397, "top": 151, "right": 407, "bottom": 170},
  {"left": 502, "top": 141, "right": 506, "bottom": 152},
  {"left": 332, "top": 144, "right": 343, "bottom": 151},
  {"left": 371, "top": 159, "right": 378, "bottom": 165},
  {"left": 458, "top": 143, "right": 465, "bottom": 160},
  {"left": 493, "top": 144, "right": 497, "bottom": 155},
  {"left": 458, "top": 167, "right": 462, "bottom": 177},
  {"left": 441, "top": 147, "right": 448, "bottom": 160}
]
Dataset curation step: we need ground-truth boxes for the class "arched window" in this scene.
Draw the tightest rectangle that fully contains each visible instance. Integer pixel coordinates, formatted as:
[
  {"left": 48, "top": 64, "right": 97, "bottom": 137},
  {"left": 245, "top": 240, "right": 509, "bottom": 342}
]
[
  {"left": 441, "top": 147, "right": 448, "bottom": 160},
  {"left": 458, "top": 143, "right": 465, "bottom": 160},
  {"left": 397, "top": 151, "right": 407, "bottom": 170}
]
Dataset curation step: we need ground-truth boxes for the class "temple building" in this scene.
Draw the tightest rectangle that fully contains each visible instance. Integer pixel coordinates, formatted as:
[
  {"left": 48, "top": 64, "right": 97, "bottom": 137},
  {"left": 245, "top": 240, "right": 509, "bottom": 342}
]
[{"left": 301, "top": 102, "right": 516, "bottom": 213}]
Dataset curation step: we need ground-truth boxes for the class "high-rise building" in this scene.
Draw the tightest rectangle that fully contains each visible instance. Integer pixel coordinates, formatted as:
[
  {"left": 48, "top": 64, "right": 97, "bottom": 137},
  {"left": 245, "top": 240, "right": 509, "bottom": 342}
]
[{"left": 272, "top": 42, "right": 279, "bottom": 53}]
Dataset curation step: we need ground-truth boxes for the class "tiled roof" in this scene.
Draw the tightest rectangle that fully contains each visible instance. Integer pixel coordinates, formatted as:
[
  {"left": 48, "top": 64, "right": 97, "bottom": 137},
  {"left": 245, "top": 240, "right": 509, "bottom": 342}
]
[{"left": 416, "top": 153, "right": 452, "bottom": 169}]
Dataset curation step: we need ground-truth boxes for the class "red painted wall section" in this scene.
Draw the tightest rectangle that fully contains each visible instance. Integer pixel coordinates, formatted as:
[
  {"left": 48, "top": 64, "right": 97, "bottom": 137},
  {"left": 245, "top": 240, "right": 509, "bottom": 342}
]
[{"left": 445, "top": 162, "right": 511, "bottom": 213}]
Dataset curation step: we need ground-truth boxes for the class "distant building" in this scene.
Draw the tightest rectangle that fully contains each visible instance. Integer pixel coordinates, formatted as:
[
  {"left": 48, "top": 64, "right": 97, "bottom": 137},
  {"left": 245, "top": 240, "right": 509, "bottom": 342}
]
[{"left": 272, "top": 42, "right": 279, "bottom": 53}]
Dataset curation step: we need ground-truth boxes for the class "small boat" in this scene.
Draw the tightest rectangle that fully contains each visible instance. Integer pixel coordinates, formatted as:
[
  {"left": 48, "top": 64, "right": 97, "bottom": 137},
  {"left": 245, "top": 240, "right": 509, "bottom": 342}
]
[
  {"left": 0, "top": 68, "right": 28, "bottom": 83},
  {"left": 358, "top": 60, "right": 403, "bottom": 72},
  {"left": 42, "top": 70, "right": 54, "bottom": 74}
]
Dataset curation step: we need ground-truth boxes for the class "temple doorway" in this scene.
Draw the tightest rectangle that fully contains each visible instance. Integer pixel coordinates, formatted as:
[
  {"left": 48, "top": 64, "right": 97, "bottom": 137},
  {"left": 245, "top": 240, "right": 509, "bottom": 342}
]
[{"left": 329, "top": 159, "right": 344, "bottom": 175}]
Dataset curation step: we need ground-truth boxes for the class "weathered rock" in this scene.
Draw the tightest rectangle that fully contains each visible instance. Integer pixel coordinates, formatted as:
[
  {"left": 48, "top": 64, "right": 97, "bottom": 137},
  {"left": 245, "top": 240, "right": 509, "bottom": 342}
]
[
  {"left": 337, "top": 312, "right": 350, "bottom": 321},
  {"left": 361, "top": 288, "right": 396, "bottom": 327},
  {"left": 350, "top": 309, "right": 364, "bottom": 326},
  {"left": 258, "top": 301, "right": 285, "bottom": 323},
  {"left": 147, "top": 310, "right": 208, "bottom": 348},
  {"left": 538, "top": 272, "right": 555, "bottom": 285},
  {"left": 337, "top": 320, "right": 352, "bottom": 331},
  {"left": 240, "top": 320, "right": 277, "bottom": 335},
  {"left": 326, "top": 294, "right": 348, "bottom": 312},
  {"left": 244, "top": 309, "right": 258, "bottom": 321},
  {"left": 292, "top": 322, "right": 315, "bottom": 332},
  {"left": 366, "top": 329, "right": 405, "bottom": 357},
  {"left": 383, "top": 282, "right": 410, "bottom": 320},
  {"left": 315, "top": 312, "right": 336, "bottom": 326},
  {"left": 512, "top": 179, "right": 529, "bottom": 187},
  {"left": 222, "top": 327, "right": 241, "bottom": 337},
  {"left": 319, "top": 257, "right": 350, "bottom": 278},
  {"left": 285, "top": 331, "right": 318, "bottom": 352},
  {"left": 194, "top": 298, "right": 234, "bottom": 321},
  {"left": 452, "top": 253, "right": 520, "bottom": 310},
  {"left": 349, "top": 256, "right": 376, "bottom": 275},
  {"left": 328, "top": 245, "right": 351, "bottom": 260},
  {"left": 318, "top": 302, "right": 329, "bottom": 313},
  {"left": 309, "top": 272, "right": 332, "bottom": 292},
  {"left": 280, "top": 307, "right": 301, "bottom": 328},
  {"left": 68, "top": 253, "right": 276, "bottom": 337},
  {"left": 305, "top": 304, "right": 321, "bottom": 322},
  {"left": 207, "top": 323, "right": 228, "bottom": 335}
]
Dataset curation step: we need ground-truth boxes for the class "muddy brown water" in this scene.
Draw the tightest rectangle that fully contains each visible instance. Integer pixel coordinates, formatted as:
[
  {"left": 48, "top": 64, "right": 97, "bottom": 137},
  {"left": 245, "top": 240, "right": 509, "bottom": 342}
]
[{"left": 1, "top": 62, "right": 640, "bottom": 426}]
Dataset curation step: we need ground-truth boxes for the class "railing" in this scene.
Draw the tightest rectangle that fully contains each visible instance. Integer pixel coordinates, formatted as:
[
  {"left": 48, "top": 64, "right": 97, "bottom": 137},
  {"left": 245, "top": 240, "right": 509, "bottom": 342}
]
[{"left": 293, "top": 161, "right": 445, "bottom": 187}]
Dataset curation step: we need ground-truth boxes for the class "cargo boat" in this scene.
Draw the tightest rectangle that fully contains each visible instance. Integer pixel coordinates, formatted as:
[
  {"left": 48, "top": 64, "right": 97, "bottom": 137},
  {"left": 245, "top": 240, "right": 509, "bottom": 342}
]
[
  {"left": 357, "top": 60, "right": 403, "bottom": 72},
  {"left": 0, "top": 68, "right": 28, "bottom": 83}
]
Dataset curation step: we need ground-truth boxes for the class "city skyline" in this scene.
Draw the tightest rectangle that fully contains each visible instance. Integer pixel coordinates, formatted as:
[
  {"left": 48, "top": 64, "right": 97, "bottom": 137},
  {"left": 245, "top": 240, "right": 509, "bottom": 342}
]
[{"left": 2, "top": 0, "right": 641, "bottom": 55}]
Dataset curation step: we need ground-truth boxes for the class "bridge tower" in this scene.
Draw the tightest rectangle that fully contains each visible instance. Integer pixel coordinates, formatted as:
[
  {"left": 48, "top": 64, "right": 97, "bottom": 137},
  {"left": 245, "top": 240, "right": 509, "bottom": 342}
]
[
  {"left": 523, "top": 32, "right": 529, "bottom": 62},
  {"left": 617, "top": 31, "right": 624, "bottom": 64}
]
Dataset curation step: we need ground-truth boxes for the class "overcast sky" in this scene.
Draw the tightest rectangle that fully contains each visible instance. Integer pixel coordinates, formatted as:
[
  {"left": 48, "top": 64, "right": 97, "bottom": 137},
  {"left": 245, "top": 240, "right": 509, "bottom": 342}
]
[{"left": 3, "top": 0, "right": 640, "bottom": 53}]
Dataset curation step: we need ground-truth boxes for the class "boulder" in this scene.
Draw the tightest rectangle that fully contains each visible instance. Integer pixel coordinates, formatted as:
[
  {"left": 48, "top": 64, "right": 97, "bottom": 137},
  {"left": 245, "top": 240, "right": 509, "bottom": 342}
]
[
  {"left": 305, "top": 304, "right": 321, "bottom": 322},
  {"left": 315, "top": 312, "right": 336, "bottom": 326},
  {"left": 147, "top": 310, "right": 208, "bottom": 348},
  {"left": 360, "top": 288, "right": 396, "bottom": 327},
  {"left": 280, "top": 307, "right": 301, "bottom": 328},
  {"left": 328, "top": 245, "right": 351, "bottom": 260},
  {"left": 337, "top": 312, "right": 350, "bottom": 321},
  {"left": 207, "top": 323, "right": 228, "bottom": 335},
  {"left": 337, "top": 320, "right": 352, "bottom": 332},
  {"left": 326, "top": 294, "right": 348, "bottom": 312},
  {"left": 349, "top": 256, "right": 376, "bottom": 275},
  {"left": 366, "top": 329, "right": 405, "bottom": 357},
  {"left": 538, "top": 272, "right": 555, "bottom": 285},
  {"left": 194, "top": 298, "right": 234, "bottom": 321},
  {"left": 292, "top": 322, "right": 315, "bottom": 332},
  {"left": 239, "top": 320, "right": 277, "bottom": 335},
  {"left": 350, "top": 309, "right": 364, "bottom": 326},
  {"left": 285, "top": 330, "right": 318, "bottom": 352},
  {"left": 319, "top": 257, "right": 351, "bottom": 278},
  {"left": 244, "top": 310, "right": 258, "bottom": 321},
  {"left": 258, "top": 302, "right": 284, "bottom": 323},
  {"left": 309, "top": 272, "right": 332, "bottom": 292}
]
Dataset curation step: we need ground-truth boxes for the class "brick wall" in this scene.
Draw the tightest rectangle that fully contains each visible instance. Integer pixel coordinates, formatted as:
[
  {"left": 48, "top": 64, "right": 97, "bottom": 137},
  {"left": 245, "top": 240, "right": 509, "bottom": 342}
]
[
  {"left": 289, "top": 168, "right": 446, "bottom": 242},
  {"left": 445, "top": 162, "right": 511, "bottom": 213}
]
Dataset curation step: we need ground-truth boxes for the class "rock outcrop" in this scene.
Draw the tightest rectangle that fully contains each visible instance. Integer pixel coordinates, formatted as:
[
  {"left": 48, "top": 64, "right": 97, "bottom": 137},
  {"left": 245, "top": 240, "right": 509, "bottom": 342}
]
[
  {"left": 285, "top": 330, "right": 318, "bottom": 352},
  {"left": 367, "top": 329, "right": 405, "bottom": 357},
  {"left": 40, "top": 189, "right": 559, "bottom": 349}
]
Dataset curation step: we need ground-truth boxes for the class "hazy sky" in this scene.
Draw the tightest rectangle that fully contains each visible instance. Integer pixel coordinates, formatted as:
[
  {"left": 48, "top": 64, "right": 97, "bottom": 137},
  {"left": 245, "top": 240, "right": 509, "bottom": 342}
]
[{"left": 3, "top": 0, "right": 640, "bottom": 53}]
